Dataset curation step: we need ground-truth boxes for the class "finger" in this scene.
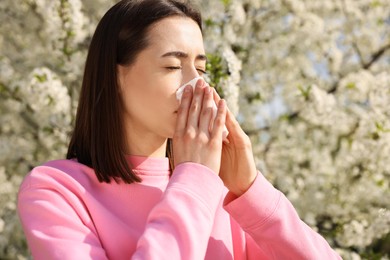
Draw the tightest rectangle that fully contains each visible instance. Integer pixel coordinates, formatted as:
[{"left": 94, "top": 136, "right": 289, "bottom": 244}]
[
  {"left": 224, "top": 106, "right": 246, "bottom": 138},
  {"left": 187, "top": 79, "right": 205, "bottom": 129},
  {"left": 198, "top": 86, "right": 214, "bottom": 134},
  {"left": 210, "top": 99, "right": 227, "bottom": 139},
  {"left": 212, "top": 87, "right": 221, "bottom": 104},
  {"left": 175, "top": 85, "right": 193, "bottom": 133},
  {"left": 225, "top": 106, "right": 239, "bottom": 130}
]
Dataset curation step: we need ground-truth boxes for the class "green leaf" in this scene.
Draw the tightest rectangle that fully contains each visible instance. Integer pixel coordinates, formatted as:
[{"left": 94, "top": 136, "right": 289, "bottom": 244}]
[
  {"left": 346, "top": 82, "right": 356, "bottom": 89},
  {"left": 204, "top": 18, "right": 217, "bottom": 27},
  {"left": 221, "top": 0, "right": 231, "bottom": 8},
  {"left": 206, "top": 53, "right": 229, "bottom": 97},
  {"left": 297, "top": 84, "right": 312, "bottom": 100},
  {"left": 246, "top": 92, "right": 262, "bottom": 103},
  {"left": 377, "top": 18, "right": 384, "bottom": 26},
  {"left": 35, "top": 74, "right": 47, "bottom": 83},
  {"left": 370, "top": 0, "right": 381, "bottom": 8},
  {"left": 375, "top": 122, "right": 390, "bottom": 133},
  {"left": 376, "top": 179, "right": 384, "bottom": 187}
]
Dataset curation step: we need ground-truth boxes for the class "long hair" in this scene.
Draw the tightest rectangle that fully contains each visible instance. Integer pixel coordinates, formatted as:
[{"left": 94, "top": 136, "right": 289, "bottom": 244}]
[{"left": 67, "top": 0, "right": 202, "bottom": 183}]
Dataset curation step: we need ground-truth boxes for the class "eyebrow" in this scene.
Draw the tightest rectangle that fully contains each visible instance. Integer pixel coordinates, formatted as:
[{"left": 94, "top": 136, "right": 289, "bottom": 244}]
[{"left": 161, "top": 51, "right": 207, "bottom": 61}]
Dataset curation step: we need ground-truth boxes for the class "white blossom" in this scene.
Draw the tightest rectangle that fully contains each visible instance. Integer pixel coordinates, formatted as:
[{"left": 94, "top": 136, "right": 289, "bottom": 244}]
[{"left": 0, "top": 0, "right": 389, "bottom": 258}]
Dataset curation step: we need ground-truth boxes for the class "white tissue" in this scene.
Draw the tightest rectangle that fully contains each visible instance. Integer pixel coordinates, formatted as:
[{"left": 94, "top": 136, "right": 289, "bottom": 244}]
[
  {"left": 176, "top": 76, "right": 202, "bottom": 101},
  {"left": 176, "top": 77, "right": 229, "bottom": 140}
]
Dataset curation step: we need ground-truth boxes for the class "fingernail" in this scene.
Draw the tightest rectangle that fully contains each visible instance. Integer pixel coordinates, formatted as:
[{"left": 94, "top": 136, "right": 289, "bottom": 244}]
[
  {"left": 196, "top": 78, "right": 203, "bottom": 87},
  {"left": 219, "top": 99, "right": 225, "bottom": 108},
  {"left": 184, "top": 85, "right": 192, "bottom": 93}
]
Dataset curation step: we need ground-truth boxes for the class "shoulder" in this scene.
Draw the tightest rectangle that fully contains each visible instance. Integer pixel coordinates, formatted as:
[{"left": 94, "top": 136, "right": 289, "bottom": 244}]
[{"left": 19, "top": 159, "right": 99, "bottom": 193}]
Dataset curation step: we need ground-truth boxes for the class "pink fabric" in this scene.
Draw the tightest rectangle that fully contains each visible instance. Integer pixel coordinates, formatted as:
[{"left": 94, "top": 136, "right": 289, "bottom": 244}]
[{"left": 18, "top": 156, "right": 341, "bottom": 259}]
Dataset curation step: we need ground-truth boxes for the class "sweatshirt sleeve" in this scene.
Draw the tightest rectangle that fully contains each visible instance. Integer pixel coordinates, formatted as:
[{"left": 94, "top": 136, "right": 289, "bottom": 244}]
[
  {"left": 18, "top": 162, "right": 224, "bottom": 260},
  {"left": 17, "top": 166, "right": 109, "bottom": 260},
  {"left": 223, "top": 172, "right": 341, "bottom": 260},
  {"left": 132, "top": 162, "right": 224, "bottom": 260}
]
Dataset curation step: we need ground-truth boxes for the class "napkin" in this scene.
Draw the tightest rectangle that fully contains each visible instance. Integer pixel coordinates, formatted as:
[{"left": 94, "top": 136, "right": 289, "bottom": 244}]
[{"left": 176, "top": 77, "right": 229, "bottom": 141}]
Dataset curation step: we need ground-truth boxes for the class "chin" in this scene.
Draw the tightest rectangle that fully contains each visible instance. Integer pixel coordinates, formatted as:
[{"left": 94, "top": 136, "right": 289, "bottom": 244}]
[
  {"left": 166, "top": 117, "right": 177, "bottom": 139},
  {"left": 166, "top": 131, "right": 175, "bottom": 139},
  {"left": 167, "top": 126, "right": 176, "bottom": 139},
  {"left": 158, "top": 126, "right": 175, "bottom": 140}
]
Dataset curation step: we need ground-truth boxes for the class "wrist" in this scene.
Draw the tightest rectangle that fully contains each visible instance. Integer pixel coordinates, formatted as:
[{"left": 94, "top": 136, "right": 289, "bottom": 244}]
[{"left": 229, "top": 171, "right": 257, "bottom": 197}]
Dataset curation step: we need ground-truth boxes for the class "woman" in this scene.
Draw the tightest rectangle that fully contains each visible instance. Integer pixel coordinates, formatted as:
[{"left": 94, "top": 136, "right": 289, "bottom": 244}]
[{"left": 17, "top": 0, "right": 341, "bottom": 259}]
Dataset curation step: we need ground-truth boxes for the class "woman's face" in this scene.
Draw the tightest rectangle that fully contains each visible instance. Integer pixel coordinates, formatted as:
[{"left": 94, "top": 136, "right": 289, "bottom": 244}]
[{"left": 118, "top": 16, "right": 206, "bottom": 143}]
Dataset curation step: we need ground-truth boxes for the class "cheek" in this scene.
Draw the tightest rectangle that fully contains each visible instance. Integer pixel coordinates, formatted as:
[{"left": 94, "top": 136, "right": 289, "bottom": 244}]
[
  {"left": 152, "top": 79, "right": 180, "bottom": 103},
  {"left": 121, "top": 83, "right": 149, "bottom": 117},
  {"left": 133, "top": 88, "right": 175, "bottom": 119},
  {"left": 123, "top": 75, "right": 180, "bottom": 116}
]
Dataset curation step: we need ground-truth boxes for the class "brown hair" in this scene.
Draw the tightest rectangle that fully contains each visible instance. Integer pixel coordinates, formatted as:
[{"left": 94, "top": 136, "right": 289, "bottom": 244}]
[{"left": 67, "top": 0, "right": 202, "bottom": 183}]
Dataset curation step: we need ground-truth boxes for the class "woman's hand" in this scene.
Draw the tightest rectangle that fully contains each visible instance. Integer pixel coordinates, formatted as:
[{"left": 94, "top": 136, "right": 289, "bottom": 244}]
[
  {"left": 173, "top": 79, "right": 227, "bottom": 174},
  {"left": 213, "top": 89, "right": 257, "bottom": 196}
]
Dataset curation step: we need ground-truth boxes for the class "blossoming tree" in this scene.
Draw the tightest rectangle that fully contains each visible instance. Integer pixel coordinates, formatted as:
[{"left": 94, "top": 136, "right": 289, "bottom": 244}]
[{"left": 0, "top": 0, "right": 389, "bottom": 258}]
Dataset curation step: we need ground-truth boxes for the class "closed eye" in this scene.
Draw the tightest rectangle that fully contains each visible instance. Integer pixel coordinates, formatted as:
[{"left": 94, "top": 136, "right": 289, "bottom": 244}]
[
  {"left": 166, "top": 66, "right": 182, "bottom": 70},
  {"left": 197, "top": 68, "right": 207, "bottom": 75},
  {"left": 165, "top": 66, "right": 206, "bottom": 75}
]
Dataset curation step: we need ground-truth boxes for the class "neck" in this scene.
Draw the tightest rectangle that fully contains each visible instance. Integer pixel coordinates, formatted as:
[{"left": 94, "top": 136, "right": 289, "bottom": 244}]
[{"left": 125, "top": 130, "right": 168, "bottom": 158}]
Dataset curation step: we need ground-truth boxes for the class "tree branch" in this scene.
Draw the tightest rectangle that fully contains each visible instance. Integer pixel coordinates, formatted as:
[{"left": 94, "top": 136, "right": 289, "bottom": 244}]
[
  {"left": 327, "top": 43, "right": 390, "bottom": 94},
  {"left": 363, "top": 43, "right": 390, "bottom": 70}
]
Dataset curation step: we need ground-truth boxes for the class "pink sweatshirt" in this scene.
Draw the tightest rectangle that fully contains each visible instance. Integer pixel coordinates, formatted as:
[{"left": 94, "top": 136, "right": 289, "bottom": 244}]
[{"left": 18, "top": 156, "right": 340, "bottom": 259}]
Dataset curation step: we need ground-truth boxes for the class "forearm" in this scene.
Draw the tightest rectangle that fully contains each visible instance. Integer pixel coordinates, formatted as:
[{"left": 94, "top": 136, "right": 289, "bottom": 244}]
[
  {"left": 133, "top": 162, "right": 224, "bottom": 260},
  {"left": 224, "top": 173, "right": 341, "bottom": 260}
]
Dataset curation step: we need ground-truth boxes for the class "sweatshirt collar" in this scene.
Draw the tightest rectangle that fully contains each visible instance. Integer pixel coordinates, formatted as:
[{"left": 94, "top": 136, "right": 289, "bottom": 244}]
[{"left": 125, "top": 155, "right": 170, "bottom": 175}]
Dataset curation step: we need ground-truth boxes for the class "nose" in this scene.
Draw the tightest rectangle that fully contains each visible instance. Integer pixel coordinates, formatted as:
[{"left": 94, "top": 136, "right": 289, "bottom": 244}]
[
  {"left": 180, "top": 66, "right": 202, "bottom": 88},
  {"left": 175, "top": 66, "right": 204, "bottom": 103}
]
